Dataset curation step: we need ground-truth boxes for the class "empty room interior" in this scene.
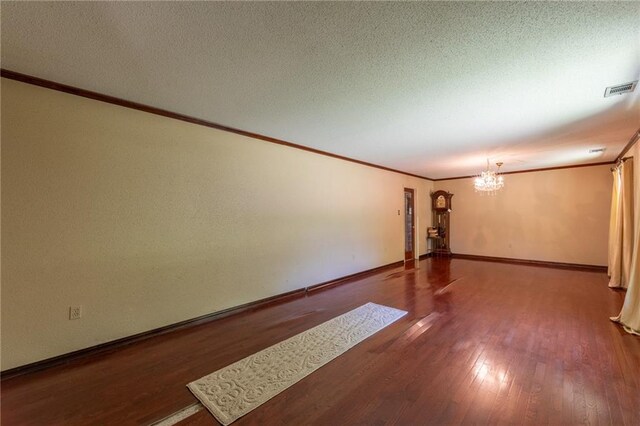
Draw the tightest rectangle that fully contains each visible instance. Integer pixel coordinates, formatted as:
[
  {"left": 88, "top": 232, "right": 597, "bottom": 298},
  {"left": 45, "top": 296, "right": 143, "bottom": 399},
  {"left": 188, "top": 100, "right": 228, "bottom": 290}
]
[{"left": 2, "top": 2, "right": 640, "bottom": 425}]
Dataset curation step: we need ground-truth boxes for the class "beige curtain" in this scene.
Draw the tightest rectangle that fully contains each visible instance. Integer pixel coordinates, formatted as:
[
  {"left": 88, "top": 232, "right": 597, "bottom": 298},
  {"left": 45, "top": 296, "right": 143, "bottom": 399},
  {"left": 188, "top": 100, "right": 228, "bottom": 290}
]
[
  {"left": 608, "top": 161, "right": 634, "bottom": 288},
  {"left": 608, "top": 168, "right": 621, "bottom": 279},
  {"left": 611, "top": 158, "right": 640, "bottom": 335}
]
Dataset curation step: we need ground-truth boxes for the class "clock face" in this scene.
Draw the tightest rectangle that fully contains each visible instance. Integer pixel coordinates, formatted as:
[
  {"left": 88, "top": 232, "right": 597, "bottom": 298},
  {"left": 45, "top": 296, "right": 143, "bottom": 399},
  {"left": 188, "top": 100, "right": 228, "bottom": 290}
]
[{"left": 432, "top": 191, "right": 452, "bottom": 211}]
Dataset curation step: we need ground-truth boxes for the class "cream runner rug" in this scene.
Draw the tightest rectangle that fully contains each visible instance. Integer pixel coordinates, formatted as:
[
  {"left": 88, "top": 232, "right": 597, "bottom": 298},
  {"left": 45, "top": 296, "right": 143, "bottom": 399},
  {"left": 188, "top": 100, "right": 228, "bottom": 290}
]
[{"left": 187, "top": 302, "right": 407, "bottom": 425}]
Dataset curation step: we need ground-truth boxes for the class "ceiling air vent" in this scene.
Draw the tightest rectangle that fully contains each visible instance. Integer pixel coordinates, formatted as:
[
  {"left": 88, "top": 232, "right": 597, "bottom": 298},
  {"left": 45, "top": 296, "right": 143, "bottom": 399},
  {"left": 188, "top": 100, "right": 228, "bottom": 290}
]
[
  {"left": 589, "top": 148, "right": 605, "bottom": 154},
  {"left": 604, "top": 81, "right": 638, "bottom": 97}
]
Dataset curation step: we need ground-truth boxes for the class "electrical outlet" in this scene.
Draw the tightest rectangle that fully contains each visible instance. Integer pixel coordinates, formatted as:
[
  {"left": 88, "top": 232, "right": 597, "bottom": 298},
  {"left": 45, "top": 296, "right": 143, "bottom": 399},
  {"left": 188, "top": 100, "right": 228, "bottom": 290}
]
[{"left": 69, "top": 306, "right": 82, "bottom": 320}]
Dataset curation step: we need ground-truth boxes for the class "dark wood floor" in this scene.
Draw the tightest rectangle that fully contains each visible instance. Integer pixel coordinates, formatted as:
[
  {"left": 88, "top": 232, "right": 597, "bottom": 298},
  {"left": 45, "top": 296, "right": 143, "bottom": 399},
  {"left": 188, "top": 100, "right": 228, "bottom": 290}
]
[{"left": 2, "top": 258, "right": 639, "bottom": 425}]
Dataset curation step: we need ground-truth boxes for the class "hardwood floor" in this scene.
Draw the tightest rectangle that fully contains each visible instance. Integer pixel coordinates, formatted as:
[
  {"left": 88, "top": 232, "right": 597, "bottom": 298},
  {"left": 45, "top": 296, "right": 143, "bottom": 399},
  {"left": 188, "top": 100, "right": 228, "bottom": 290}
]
[{"left": 2, "top": 258, "right": 639, "bottom": 425}]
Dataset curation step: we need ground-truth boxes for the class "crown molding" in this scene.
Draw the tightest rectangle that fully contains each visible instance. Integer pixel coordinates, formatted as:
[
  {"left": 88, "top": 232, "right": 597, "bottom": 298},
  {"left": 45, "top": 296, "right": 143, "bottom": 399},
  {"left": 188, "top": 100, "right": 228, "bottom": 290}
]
[
  {"left": 433, "top": 161, "right": 616, "bottom": 181},
  {"left": 615, "top": 127, "right": 640, "bottom": 162},
  {"left": 4, "top": 68, "right": 632, "bottom": 183},
  {"left": 1, "top": 69, "right": 433, "bottom": 181}
]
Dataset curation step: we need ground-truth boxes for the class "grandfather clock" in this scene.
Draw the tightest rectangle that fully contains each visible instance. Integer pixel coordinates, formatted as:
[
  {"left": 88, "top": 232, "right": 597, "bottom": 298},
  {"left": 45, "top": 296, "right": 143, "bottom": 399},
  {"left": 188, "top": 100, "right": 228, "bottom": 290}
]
[{"left": 429, "top": 190, "right": 453, "bottom": 256}]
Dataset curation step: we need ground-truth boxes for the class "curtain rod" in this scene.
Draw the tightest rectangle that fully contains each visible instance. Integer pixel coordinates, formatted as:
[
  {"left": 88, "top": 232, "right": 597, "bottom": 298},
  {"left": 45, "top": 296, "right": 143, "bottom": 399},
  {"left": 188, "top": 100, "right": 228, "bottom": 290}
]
[{"left": 611, "top": 156, "right": 633, "bottom": 171}]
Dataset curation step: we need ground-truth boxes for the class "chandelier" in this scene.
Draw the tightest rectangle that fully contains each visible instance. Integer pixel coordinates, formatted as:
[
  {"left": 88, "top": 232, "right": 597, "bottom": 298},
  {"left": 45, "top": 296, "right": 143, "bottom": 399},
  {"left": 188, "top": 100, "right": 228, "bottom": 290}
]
[{"left": 474, "top": 160, "right": 504, "bottom": 193}]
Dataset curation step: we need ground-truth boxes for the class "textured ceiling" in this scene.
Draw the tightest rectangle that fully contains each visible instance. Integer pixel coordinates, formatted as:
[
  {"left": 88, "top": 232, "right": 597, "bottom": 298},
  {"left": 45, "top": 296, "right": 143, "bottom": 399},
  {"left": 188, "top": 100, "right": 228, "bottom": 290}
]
[{"left": 2, "top": 1, "right": 639, "bottom": 179}]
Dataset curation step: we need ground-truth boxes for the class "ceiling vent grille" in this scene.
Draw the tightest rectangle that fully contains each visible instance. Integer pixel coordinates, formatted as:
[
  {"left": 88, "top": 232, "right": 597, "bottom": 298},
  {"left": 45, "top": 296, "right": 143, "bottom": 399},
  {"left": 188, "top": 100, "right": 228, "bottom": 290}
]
[{"left": 604, "top": 81, "right": 638, "bottom": 97}]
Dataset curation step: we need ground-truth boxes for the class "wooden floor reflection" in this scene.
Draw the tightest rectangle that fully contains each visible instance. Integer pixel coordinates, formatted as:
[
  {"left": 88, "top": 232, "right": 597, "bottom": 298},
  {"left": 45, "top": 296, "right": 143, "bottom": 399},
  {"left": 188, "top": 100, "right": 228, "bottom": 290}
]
[{"left": 2, "top": 258, "right": 639, "bottom": 425}]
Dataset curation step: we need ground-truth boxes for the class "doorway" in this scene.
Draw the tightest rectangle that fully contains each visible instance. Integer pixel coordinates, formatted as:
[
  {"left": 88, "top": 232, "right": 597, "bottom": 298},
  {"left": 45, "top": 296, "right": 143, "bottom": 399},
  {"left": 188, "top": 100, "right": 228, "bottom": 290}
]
[{"left": 404, "top": 188, "right": 415, "bottom": 261}]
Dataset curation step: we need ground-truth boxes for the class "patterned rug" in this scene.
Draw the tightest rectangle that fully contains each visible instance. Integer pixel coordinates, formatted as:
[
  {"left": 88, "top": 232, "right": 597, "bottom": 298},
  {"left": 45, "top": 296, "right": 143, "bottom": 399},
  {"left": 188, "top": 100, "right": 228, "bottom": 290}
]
[{"left": 187, "top": 302, "right": 407, "bottom": 425}]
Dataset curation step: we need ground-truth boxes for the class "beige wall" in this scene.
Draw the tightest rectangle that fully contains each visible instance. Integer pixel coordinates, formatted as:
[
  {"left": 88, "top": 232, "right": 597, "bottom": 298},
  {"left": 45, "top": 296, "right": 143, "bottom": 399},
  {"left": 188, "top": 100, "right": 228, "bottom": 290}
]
[
  {"left": 434, "top": 165, "right": 611, "bottom": 266},
  {"left": 1, "top": 78, "right": 432, "bottom": 370}
]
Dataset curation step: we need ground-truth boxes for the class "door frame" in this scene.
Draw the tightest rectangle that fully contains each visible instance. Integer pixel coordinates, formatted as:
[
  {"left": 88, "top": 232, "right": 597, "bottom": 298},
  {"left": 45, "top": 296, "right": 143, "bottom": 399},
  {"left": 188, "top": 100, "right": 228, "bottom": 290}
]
[{"left": 404, "top": 187, "right": 416, "bottom": 261}]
